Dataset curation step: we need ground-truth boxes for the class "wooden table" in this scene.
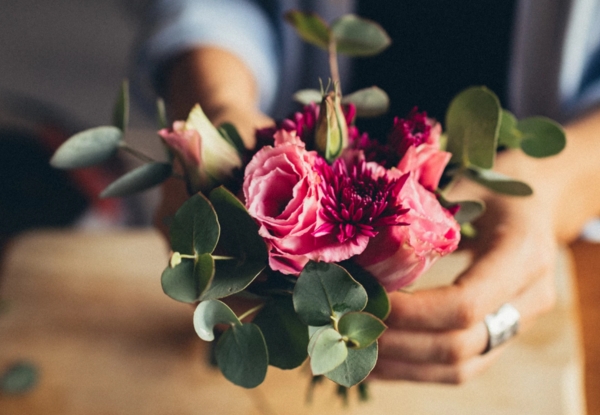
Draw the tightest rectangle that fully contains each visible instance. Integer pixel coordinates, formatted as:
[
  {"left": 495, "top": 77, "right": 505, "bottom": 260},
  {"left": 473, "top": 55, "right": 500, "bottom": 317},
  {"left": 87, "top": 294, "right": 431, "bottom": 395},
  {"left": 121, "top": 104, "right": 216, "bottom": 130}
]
[{"left": 0, "top": 230, "right": 596, "bottom": 414}]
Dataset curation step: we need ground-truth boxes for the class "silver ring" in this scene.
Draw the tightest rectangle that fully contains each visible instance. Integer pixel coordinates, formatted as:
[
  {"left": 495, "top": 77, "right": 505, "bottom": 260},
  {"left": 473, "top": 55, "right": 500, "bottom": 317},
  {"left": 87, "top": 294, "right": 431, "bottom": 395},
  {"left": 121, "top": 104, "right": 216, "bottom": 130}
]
[{"left": 482, "top": 303, "right": 520, "bottom": 354}]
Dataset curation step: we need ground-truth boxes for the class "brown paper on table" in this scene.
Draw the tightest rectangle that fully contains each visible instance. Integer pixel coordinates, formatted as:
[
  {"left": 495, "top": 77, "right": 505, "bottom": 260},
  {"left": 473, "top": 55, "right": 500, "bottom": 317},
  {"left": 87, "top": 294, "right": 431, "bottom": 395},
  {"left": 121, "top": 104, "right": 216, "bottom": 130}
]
[{"left": 0, "top": 230, "right": 586, "bottom": 414}]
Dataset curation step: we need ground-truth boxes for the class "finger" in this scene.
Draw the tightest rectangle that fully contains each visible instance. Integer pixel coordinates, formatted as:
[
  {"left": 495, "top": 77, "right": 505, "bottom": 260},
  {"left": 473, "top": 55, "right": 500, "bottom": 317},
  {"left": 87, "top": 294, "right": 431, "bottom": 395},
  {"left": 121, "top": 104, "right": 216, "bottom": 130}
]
[
  {"left": 378, "top": 270, "right": 557, "bottom": 364},
  {"left": 385, "top": 231, "right": 555, "bottom": 331},
  {"left": 370, "top": 346, "right": 503, "bottom": 384}
]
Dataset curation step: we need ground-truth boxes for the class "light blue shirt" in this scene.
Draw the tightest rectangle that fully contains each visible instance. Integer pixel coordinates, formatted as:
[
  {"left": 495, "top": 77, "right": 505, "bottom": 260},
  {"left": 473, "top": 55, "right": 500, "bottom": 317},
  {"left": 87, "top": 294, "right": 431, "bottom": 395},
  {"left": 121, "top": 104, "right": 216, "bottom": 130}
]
[{"left": 136, "top": 0, "right": 600, "bottom": 122}]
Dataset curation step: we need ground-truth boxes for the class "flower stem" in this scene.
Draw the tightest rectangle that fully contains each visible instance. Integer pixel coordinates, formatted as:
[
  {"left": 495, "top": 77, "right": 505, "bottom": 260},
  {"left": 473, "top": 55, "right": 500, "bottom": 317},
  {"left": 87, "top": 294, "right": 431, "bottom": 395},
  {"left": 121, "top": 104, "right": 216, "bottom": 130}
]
[
  {"left": 328, "top": 40, "right": 341, "bottom": 96},
  {"left": 119, "top": 142, "right": 157, "bottom": 163},
  {"left": 238, "top": 303, "right": 264, "bottom": 321}
]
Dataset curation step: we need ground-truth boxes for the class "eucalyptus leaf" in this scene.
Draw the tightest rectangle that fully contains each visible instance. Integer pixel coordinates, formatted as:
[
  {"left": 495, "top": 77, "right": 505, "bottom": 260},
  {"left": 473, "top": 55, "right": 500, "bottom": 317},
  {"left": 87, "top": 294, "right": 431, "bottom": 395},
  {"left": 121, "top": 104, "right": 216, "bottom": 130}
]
[
  {"left": 293, "top": 261, "right": 368, "bottom": 326},
  {"left": 218, "top": 123, "right": 246, "bottom": 156},
  {"left": 0, "top": 362, "right": 38, "bottom": 395},
  {"left": 161, "top": 253, "right": 214, "bottom": 303},
  {"left": 216, "top": 323, "right": 268, "bottom": 388},
  {"left": 100, "top": 162, "right": 172, "bottom": 198},
  {"left": 341, "top": 87, "right": 389, "bottom": 118},
  {"left": 199, "top": 187, "right": 268, "bottom": 300},
  {"left": 325, "top": 342, "right": 377, "bottom": 387},
  {"left": 308, "top": 326, "right": 347, "bottom": 375},
  {"left": 293, "top": 89, "right": 324, "bottom": 105},
  {"left": 169, "top": 192, "right": 219, "bottom": 256},
  {"left": 113, "top": 79, "right": 129, "bottom": 131},
  {"left": 193, "top": 299, "right": 241, "bottom": 341},
  {"left": 331, "top": 15, "right": 391, "bottom": 57},
  {"left": 437, "top": 195, "right": 486, "bottom": 224},
  {"left": 253, "top": 296, "right": 309, "bottom": 369},
  {"left": 497, "top": 109, "right": 521, "bottom": 149},
  {"left": 517, "top": 117, "right": 566, "bottom": 158},
  {"left": 284, "top": 10, "right": 330, "bottom": 50},
  {"left": 339, "top": 261, "right": 390, "bottom": 320},
  {"left": 445, "top": 86, "right": 501, "bottom": 169},
  {"left": 338, "top": 312, "right": 386, "bottom": 349},
  {"left": 50, "top": 126, "right": 122, "bottom": 169},
  {"left": 465, "top": 168, "right": 533, "bottom": 196}
]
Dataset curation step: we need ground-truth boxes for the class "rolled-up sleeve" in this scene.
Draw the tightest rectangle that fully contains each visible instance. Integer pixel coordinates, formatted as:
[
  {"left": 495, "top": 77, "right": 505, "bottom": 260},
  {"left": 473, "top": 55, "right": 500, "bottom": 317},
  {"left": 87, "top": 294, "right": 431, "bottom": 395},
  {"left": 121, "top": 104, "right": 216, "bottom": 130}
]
[{"left": 137, "top": 0, "right": 281, "bottom": 113}]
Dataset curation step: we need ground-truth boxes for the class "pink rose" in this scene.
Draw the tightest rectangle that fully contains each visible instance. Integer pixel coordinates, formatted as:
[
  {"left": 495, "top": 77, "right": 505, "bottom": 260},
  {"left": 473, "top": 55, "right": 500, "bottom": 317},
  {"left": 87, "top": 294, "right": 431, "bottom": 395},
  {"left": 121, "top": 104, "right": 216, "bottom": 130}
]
[
  {"left": 355, "top": 172, "right": 460, "bottom": 292},
  {"left": 243, "top": 130, "right": 322, "bottom": 274},
  {"left": 158, "top": 105, "right": 241, "bottom": 193}
]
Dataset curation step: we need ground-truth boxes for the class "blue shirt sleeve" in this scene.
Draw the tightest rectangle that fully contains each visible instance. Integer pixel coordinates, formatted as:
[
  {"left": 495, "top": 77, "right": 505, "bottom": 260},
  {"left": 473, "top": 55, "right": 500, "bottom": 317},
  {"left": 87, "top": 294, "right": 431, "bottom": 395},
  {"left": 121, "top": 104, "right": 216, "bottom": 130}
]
[{"left": 136, "top": 0, "right": 281, "bottom": 113}]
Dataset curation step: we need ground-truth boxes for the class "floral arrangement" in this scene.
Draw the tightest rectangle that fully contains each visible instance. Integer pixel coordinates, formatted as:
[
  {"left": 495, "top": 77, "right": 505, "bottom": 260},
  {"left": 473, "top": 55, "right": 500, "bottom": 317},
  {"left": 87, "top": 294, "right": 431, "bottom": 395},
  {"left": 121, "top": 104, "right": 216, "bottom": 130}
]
[{"left": 50, "top": 11, "right": 565, "bottom": 398}]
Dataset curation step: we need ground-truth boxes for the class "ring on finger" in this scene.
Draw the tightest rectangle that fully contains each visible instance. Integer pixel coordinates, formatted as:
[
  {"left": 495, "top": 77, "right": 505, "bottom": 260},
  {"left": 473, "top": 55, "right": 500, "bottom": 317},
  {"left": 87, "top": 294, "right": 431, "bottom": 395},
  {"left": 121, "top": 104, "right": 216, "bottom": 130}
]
[{"left": 482, "top": 303, "right": 520, "bottom": 354}]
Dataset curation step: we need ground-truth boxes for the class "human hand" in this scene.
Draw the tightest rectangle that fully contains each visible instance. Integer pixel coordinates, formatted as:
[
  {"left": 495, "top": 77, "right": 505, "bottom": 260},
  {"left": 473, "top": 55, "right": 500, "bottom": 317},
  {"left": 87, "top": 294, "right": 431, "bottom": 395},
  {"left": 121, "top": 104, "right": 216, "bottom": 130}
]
[{"left": 371, "top": 151, "right": 561, "bottom": 383}]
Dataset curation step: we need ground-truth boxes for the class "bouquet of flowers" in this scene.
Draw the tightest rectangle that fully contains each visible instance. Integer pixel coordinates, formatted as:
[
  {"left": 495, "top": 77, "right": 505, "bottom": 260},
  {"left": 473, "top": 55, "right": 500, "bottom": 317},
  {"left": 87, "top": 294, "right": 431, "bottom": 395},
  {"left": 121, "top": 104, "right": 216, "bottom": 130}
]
[{"left": 50, "top": 11, "right": 565, "bottom": 397}]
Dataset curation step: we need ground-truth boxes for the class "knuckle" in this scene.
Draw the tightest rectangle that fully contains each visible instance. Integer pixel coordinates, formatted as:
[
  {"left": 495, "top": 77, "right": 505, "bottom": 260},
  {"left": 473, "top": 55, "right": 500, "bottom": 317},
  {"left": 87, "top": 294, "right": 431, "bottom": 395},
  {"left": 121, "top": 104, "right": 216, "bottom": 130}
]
[{"left": 453, "top": 301, "right": 478, "bottom": 329}]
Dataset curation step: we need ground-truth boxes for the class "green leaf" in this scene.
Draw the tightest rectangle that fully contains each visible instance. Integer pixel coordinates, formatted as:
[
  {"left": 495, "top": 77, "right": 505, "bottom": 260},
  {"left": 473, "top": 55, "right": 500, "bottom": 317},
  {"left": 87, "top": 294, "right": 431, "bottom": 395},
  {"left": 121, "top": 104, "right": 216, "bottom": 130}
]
[
  {"left": 284, "top": 10, "right": 330, "bottom": 50},
  {"left": 325, "top": 342, "right": 377, "bottom": 387},
  {"left": 445, "top": 86, "right": 501, "bottom": 169},
  {"left": 497, "top": 110, "right": 521, "bottom": 149},
  {"left": 339, "top": 261, "right": 390, "bottom": 320},
  {"left": 293, "top": 261, "right": 367, "bottom": 326},
  {"left": 113, "top": 79, "right": 129, "bottom": 131},
  {"left": 100, "top": 162, "right": 172, "bottom": 198},
  {"left": 338, "top": 312, "right": 386, "bottom": 349},
  {"left": 50, "top": 126, "right": 123, "bottom": 169},
  {"left": 218, "top": 123, "right": 246, "bottom": 156},
  {"left": 0, "top": 362, "right": 38, "bottom": 395},
  {"left": 308, "top": 327, "right": 347, "bottom": 375},
  {"left": 331, "top": 15, "right": 391, "bottom": 57},
  {"left": 253, "top": 296, "right": 309, "bottom": 369},
  {"left": 464, "top": 168, "right": 533, "bottom": 196},
  {"left": 437, "top": 195, "right": 486, "bottom": 224},
  {"left": 161, "top": 253, "right": 214, "bottom": 303},
  {"left": 169, "top": 192, "right": 220, "bottom": 256},
  {"left": 342, "top": 87, "right": 389, "bottom": 118},
  {"left": 200, "top": 187, "right": 268, "bottom": 300},
  {"left": 193, "top": 299, "right": 241, "bottom": 341},
  {"left": 293, "top": 89, "right": 324, "bottom": 105},
  {"left": 216, "top": 323, "right": 268, "bottom": 388},
  {"left": 517, "top": 117, "right": 566, "bottom": 158}
]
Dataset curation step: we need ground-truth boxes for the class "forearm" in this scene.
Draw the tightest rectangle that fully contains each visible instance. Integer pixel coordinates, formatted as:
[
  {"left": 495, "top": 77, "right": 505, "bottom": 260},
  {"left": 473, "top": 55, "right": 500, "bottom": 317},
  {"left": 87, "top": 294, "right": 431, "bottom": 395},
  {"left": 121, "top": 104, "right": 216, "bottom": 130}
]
[
  {"left": 165, "top": 47, "right": 272, "bottom": 148},
  {"left": 491, "top": 108, "right": 600, "bottom": 244}
]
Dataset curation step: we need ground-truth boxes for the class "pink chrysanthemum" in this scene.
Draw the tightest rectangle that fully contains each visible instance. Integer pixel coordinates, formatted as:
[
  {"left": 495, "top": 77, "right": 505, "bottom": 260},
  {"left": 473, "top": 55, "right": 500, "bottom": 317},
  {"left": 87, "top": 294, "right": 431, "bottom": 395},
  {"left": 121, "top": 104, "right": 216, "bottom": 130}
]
[
  {"left": 314, "top": 156, "right": 409, "bottom": 245},
  {"left": 389, "top": 107, "right": 432, "bottom": 157}
]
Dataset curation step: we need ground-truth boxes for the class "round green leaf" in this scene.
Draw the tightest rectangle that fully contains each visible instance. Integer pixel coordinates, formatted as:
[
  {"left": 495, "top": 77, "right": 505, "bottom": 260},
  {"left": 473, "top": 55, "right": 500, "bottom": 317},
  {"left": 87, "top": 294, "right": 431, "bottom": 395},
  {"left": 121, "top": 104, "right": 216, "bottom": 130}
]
[
  {"left": 518, "top": 117, "right": 566, "bottom": 158},
  {"left": 338, "top": 312, "right": 386, "bottom": 349},
  {"left": 169, "top": 192, "right": 219, "bottom": 256},
  {"left": 445, "top": 86, "right": 501, "bottom": 169},
  {"left": 325, "top": 342, "right": 377, "bottom": 388},
  {"left": 308, "top": 327, "right": 347, "bottom": 375},
  {"left": 293, "top": 89, "right": 324, "bottom": 105},
  {"left": 0, "top": 362, "right": 38, "bottom": 395},
  {"left": 50, "top": 126, "right": 122, "bottom": 169},
  {"left": 161, "top": 253, "right": 214, "bottom": 303},
  {"left": 100, "top": 162, "right": 172, "bottom": 198},
  {"left": 193, "top": 299, "right": 241, "bottom": 341},
  {"left": 253, "top": 296, "right": 309, "bottom": 370},
  {"left": 331, "top": 15, "right": 391, "bottom": 57},
  {"left": 465, "top": 168, "right": 533, "bottom": 196},
  {"left": 342, "top": 87, "right": 389, "bottom": 118},
  {"left": 284, "top": 10, "right": 330, "bottom": 50},
  {"left": 438, "top": 195, "right": 486, "bottom": 224},
  {"left": 339, "top": 261, "right": 390, "bottom": 320},
  {"left": 113, "top": 79, "right": 129, "bottom": 131},
  {"left": 497, "top": 109, "right": 521, "bottom": 148},
  {"left": 216, "top": 323, "right": 268, "bottom": 388},
  {"left": 293, "top": 261, "right": 368, "bottom": 326},
  {"left": 200, "top": 187, "right": 268, "bottom": 300}
]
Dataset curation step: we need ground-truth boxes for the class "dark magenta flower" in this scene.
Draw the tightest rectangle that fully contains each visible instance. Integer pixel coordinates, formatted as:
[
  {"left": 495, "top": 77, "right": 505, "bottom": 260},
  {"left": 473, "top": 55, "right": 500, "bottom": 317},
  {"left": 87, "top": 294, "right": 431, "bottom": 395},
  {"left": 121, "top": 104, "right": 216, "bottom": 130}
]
[{"left": 313, "top": 155, "right": 409, "bottom": 256}]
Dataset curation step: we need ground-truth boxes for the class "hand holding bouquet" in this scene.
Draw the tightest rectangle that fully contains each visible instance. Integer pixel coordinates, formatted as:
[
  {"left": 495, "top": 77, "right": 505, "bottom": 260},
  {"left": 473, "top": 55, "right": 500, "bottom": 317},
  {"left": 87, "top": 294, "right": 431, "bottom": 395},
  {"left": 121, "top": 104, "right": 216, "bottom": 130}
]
[{"left": 51, "top": 11, "right": 566, "bottom": 396}]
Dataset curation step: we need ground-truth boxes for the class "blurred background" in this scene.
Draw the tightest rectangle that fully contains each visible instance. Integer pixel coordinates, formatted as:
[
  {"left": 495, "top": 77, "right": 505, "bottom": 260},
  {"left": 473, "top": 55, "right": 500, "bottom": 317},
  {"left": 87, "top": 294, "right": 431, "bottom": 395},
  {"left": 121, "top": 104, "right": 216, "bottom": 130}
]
[{"left": 0, "top": 0, "right": 158, "bottom": 240}]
